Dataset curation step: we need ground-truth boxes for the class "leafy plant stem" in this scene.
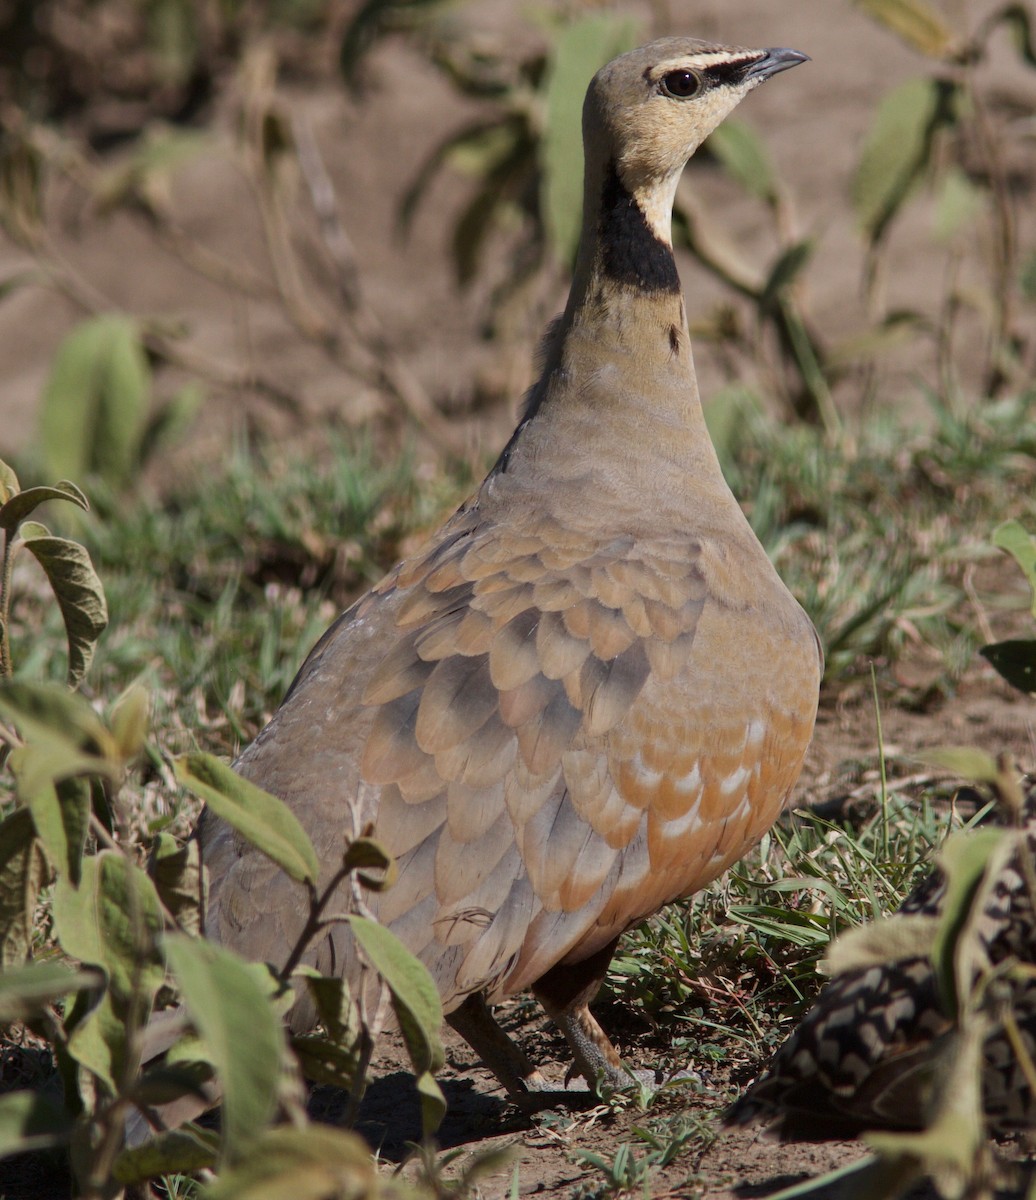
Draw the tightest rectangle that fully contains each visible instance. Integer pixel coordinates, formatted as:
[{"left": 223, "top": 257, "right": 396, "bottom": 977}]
[
  {"left": 967, "top": 71, "right": 1017, "bottom": 392},
  {"left": 277, "top": 860, "right": 356, "bottom": 984},
  {"left": 0, "top": 528, "right": 13, "bottom": 679},
  {"left": 871, "top": 663, "right": 890, "bottom": 863}
]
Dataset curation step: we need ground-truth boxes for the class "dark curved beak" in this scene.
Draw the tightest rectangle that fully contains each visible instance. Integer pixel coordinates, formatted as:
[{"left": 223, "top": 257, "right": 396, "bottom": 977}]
[{"left": 745, "top": 47, "right": 810, "bottom": 82}]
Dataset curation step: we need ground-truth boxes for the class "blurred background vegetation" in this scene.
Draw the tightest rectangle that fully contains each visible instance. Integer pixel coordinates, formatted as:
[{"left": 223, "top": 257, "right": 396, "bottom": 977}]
[{"left": 2, "top": 1, "right": 1036, "bottom": 1194}]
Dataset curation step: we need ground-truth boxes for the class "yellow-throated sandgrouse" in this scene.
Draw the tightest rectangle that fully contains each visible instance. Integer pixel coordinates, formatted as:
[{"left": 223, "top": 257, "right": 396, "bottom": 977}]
[
  {"left": 201, "top": 36, "right": 821, "bottom": 1099},
  {"left": 726, "top": 782, "right": 1036, "bottom": 1138}
]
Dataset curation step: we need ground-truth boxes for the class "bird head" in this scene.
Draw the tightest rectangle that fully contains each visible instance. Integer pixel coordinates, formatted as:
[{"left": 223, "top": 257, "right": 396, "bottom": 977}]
[{"left": 583, "top": 38, "right": 808, "bottom": 239}]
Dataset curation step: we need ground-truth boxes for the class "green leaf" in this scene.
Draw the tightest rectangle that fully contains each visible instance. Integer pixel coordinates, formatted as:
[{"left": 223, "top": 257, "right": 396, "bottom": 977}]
[
  {"left": 342, "top": 836, "right": 397, "bottom": 892},
  {"left": 140, "top": 381, "right": 204, "bottom": 462},
  {"left": 0, "top": 807, "right": 48, "bottom": 968},
  {"left": 919, "top": 745, "right": 1001, "bottom": 783},
  {"left": 65, "top": 990, "right": 137, "bottom": 1094},
  {"left": 175, "top": 752, "right": 319, "bottom": 886},
  {"left": 0, "top": 1091, "right": 72, "bottom": 1159},
  {"left": 865, "top": 1021, "right": 986, "bottom": 1194},
  {"left": 291, "top": 1033, "right": 364, "bottom": 1091},
  {"left": 25, "top": 774, "right": 90, "bottom": 886},
  {"left": 759, "top": 240, "right": 815, "bottom": 312},
  {"left": 852, "top": 77, "right": 957, "bottom": 243},
  {"left": 292, "top": 967, "right": 357, "bottom": 1044},
  {"left": 38, "top": 314, "right": 151, "bottom": 491},
  {"left": 933, "top": 166, "right": 986, "bottom": 241},
  {"left": 706, "top": 119, "right": 779, "bottom": 205},
  {"left": 992, "top": 519, "right": 1036, "bottom": 616},
  {"left": 0, "top": 457, "right": 19, "bottom": 503},
  {"left": 110, "top": 684, "right": 150, "bottom": 761},
  {"left": 54, "top": 851, "right": 164, "bottom": 998},
  {"left": 164, "top": 936, "right": 284, "bottom": 1161},
  {"left": 7, "top": 958, "right": 86, "bottom": 1023},
  {"left": 53, "top": 852, "right": 165, "bottom": 1090},
  {"left": 0, "top": 679, "right": 110, "bottom": 751},
  {"left": 541, "top": 13, "right": 639, "bottom": 263},
  {"left": 18, "top": 527, "right": 108, "bottom": 687},
  {"left": 113, "top": 1124, "right": 219, "bottom": 1185},
  {"left": 0, "top": 960, "right": 103, "bottom": 1023},
  {"left": 128, "top": 1059, "right": 214, "bottom": 1107},
  {"left": 854, "top": 0, "right": 959, "bottom": 56},
  {"left": 0, "top": 479, "right": 89, "bottom": 532},
  {"left": 149, "top": 833, "right": 205, "bottom": 937},
  {"left": 203, "top": 1124, "right": 377, "bottom": 1200},
  {"left": 980, "top": 639, "right": 1036, "bottom": 694},
  {"left": 824, "top": 913, "right": 937, "bottom": 975},
  {"left": 94, "top": 128, "right": 211, "bottom": 216},
  {"left": 931, "top": 828, "right": 1010, "bottom": 1019},
  {"left": 348, "top": 913, "right": 445, "bottom": 1135}
]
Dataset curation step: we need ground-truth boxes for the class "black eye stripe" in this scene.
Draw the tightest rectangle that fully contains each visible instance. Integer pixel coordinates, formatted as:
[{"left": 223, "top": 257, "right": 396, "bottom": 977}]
[
  {"left": 699, "top": 55, "right": 760, "bottom": 87},
  {"left": 653, "top": 54, "right": 762, "bottom": 96}
]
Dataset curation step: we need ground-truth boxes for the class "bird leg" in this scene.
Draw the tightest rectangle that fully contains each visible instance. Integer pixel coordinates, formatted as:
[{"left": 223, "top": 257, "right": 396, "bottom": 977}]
[
  {"left": 446, "top": 991, "right": 551, "bottom": 1095},
  {"left": 531, "top": 938, "right": 633, "bottom": 1092}
]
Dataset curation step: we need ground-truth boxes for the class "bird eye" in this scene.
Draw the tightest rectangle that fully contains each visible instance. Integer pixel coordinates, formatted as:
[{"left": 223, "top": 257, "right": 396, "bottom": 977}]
[{"left": 660, "top": 69, "right": 701, "bottom": 99}]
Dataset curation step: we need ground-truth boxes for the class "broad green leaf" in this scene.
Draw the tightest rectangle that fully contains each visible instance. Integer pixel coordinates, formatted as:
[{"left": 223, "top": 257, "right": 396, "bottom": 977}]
[
  {"left": 293, "top": 967, "right": 357, "bottom": 1044},
  {"left": 149, "top": 833, "right": 205, "bottom": 936},
  {"left": 9, "top": 744, "right": 111, "bottom": 816},
  {"left": 980, "top": 639, "right": 1036, "bottom": 695},
  {"left": 992, "top": 519, "right": 1036, "bottom": 616},
  {"left": 852, "top": 77, "right": 956, "bottom": 243},
  {"left": 348, "top": 913, "right": 445, "bottom": 1135},
  {"left": 0, "top": 679, "right": 110, "bottom": 751},
  {"left": 53, "top": 852, "right": 164, "bottom": 1089},
  {"left": 0, "top": 960, "right": 103, "bottom": 1023},
  {"left": 827, "top": 311, "right": 927, "bottom": 368},
  {"left": 175, "top": 752, "right": 319, "bottom": 885},
  {"left": 18, "top": 528, "right": 108, "bottom": 687},
  {"left": 110, "top": 684, "right": 150, "bottom": 761},
  {"left": 0, "top": 479, "right": 89, "bottom": 532},
  {"left": 342, "top": 835, "right": 397, "bottom": 892},
  {"left": 164, "top": 936, "right": 284, "bottom": 1162},
  {"left": 0, "top": 457, "right": 18, "bottom": 503},
  {"left": 38, "top": 314, "right": 151, "bottom": 491},
  {"left": 919, "top": 745, "right": 1001, "bottom": 783},
  {"left": 53, "top": 851, "right": 164, "bottom": 999},
  {"left": 24, "top": 774, "right": 90, "bottom": 886},
  {"left": 824, "top": 913, "right": 937, "bottom": 975},
  {"left": 706, "top": 120, "right": 778, "bottom": 205},
  {"left": 933, "top": 166, "right": 986, "bottom": 241},
  {"left": 113, "top": 1124, "right": 219, "bottom": 1186},
  {"left": 95, "top": 128, "right": 211, "bottom": 215},
  {"left": 542, "top": 13, "right": 639, "bottom": 263},
  {"left": 140, "top": 381, "right": 204, "bottom": 462},
  {"left": 0, "top": 1091, "right": 72, "bottom": 1159},
  {"left": 203, "top": 1124, "right": 376, "bottom": 1200},
  {"left": 759, "top": 240, "right": 815, "bottom": 312},
  {"left": 66, "top": 988, "right": 137, "bottom": 1093},
  {"left": 854, "top": 0, "right": 958, "bottom": 56},
  {"left": 291, "top": 1033, "right": 364, "bottom": 1091},
  {"left": 931, "top": 828, "right": 1010, "bottom": 1018},
  {"left": 0, "top": 807, "right": 48, "bottom": 967},
  {"left": 865, "top": 1021, "right": 985, "bottom": 1194},
  {"left": 128, "top": 1060, "right": 214, "bottom": 1107}
]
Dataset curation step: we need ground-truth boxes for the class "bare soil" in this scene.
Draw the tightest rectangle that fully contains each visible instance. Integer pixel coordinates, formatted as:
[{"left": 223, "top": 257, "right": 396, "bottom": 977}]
[{"left": 2, "top": 1, "right": 1035, "bottom": 1196}]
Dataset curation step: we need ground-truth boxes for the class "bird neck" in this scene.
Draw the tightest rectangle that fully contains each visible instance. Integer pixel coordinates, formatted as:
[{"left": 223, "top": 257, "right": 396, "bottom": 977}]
[{"left": 490, "top": 156, "right": 733, "bottom": 526}]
